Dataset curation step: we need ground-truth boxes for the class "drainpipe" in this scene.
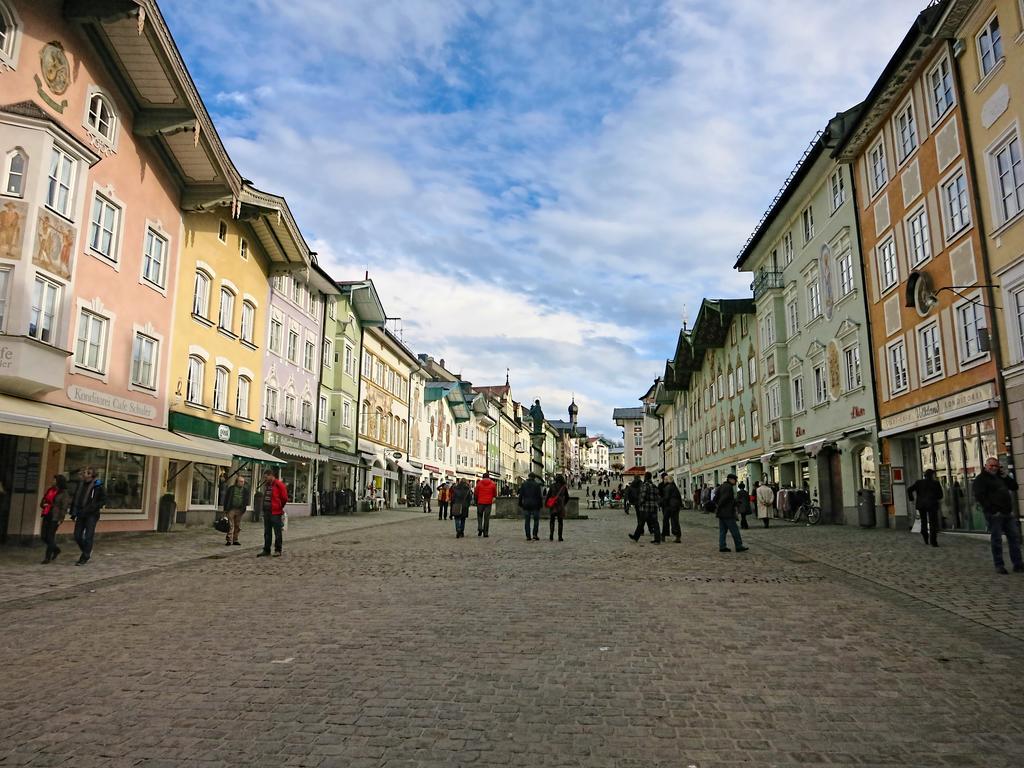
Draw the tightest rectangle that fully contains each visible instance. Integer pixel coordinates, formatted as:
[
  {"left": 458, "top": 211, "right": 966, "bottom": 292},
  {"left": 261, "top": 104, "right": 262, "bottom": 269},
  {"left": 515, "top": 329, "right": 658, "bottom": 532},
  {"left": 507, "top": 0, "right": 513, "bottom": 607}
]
[{"left": 355, "top": 321, "right": 366, "bottom": 492}]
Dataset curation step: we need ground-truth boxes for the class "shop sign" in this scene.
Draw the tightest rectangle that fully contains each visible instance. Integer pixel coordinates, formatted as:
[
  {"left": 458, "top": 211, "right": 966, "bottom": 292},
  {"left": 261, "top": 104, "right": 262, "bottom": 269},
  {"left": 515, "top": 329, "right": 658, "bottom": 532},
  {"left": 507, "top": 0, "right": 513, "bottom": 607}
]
[
  {"left": 67, "top": 384, "right": 156, "bottom": 420},
  {"left": 879, "top": 463, "right": 893, "bottom": 505},
  {"left": 424, "top": 464, "right": 441, "bottom": 473},
  {"left": 879, "top": 382, "right": 996, "bottom": 434},
  {"left": 851, "top": 406, "right": 866, "bottom": 418},
  {"left": 263, "top": 431, "right": 317, "bottom": 452},
  {"left": 218, "top": 424, "right": 231, "bottom": 441}
]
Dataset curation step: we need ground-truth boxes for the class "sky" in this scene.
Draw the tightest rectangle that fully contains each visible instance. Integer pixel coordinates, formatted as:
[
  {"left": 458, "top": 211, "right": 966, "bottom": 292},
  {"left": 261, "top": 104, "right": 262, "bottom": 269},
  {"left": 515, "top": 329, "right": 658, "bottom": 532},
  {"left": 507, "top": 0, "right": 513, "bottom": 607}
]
[{"left": 162, "top": 0, "right": 929, "bottom": 440}]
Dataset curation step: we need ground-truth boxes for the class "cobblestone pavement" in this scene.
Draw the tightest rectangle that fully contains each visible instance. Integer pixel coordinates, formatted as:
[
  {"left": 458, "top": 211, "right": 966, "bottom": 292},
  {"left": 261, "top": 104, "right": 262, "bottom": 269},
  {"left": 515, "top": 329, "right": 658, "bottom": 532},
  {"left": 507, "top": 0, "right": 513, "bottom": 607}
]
[{"left": 1, "top": 506, "right": 1022, "bottom": 767}]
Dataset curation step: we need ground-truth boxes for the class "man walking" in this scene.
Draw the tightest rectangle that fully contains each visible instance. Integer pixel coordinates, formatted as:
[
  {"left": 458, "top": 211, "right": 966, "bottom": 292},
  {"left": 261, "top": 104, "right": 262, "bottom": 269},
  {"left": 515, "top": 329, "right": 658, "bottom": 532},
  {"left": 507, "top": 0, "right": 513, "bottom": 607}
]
[
  {"left": 973, "top": 457, "right": 1022, "bottom": 574},
  {"left": 451, "top": 479, "right": 471, "bottom": 538},
  {"left": 629, "top": 472, "right": 662, "bottom": 544},
  {"left": 436, "top": 482, "right": 448, "bottom": 520},
  {"left": 72, "top": 466, "right": 106, "bottom": 566},
  {"left": 908, "top": 469, "right": 943, "bottom": 547},
  {"left": 624, "top": 476, "right": 641, "bottom": 516},
  {"left": 421, "top": 482, "right": 433, "bottom": 515},
  {"left": 659, "top": 472, "right": 683, "bottom": 543},
  {"left": 716, "top": 473, "right": 748, "bottom": 553},
  {"left": 222, "top": 474, "right": 248, "bottom": 546},
  {"left": 518, "top": 473, "right": 543, "bottom": 541},
  {"left": 475, "top": 472, "right": 497, "bottom": 537},
  {"left": 258, "top": 469, "right": 289, "bottom": 558}
]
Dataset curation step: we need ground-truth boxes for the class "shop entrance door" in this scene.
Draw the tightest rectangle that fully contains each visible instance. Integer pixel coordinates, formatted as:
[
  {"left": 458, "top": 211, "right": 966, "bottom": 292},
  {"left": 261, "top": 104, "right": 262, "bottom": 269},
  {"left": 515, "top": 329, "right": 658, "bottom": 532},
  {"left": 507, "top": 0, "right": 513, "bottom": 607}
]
[{"left": 917, "top": 418, "right": 997, "bottom": 531}]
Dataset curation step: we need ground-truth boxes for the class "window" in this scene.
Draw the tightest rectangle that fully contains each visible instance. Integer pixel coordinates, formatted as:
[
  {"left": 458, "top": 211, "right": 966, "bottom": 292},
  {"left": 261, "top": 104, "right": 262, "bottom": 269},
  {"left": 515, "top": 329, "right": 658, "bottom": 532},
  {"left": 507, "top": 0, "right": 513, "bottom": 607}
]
[
  {"left": 748, "top": 356, "right": 757, "bottom": 384},
  {"left": 0, "top": 4, "right": 20, "bottom": 68},
  {"left": 0, "top": 268, "right": 9, "bottom": 331},
  {"left": 977, "top": 15, "right": 1003, "bottom": 77},
  {"left": 269, "top": 314, "right": 283, "bottom": 354},
  {"left": 142, "top": 228, "right": 166, "bottom": 287},
  {"left": 375, "top": 360, "right": 384, "bottom": 385},
  {"left": 87, "top": 193, "right": 120, "bottom": 262},
  {"left": 65, "top": 445, "right": 146, "bottom": 512},
  {"left": 239, "top": 238, "right": 248, "bottom": 260},
  {"left": 736, "top": 361, "right": 744, "bottom": 391},
  {"left": 807, "top": 278, "right": 822, "bottom": 320},
  {"left": 843, "top": 345, "right": 862, "bottom": 391},
  {"left": 319, "top": 394, "right": 328, "bottom": 423},
  {"left": 240, "top": 301, "right": 255, "bottom": 343},
  {"left": 766, "top": 384, "right": 781, "bottom": 421},
  {"left": 918, "top": 323, "right": 943, "bottom": 381},
  {"left": 342, "top": 400, "right": 352, "bottom": 428},
  {"left": 888, "top": 340, "right": 909, "bottom": 394},
  {"left": 284, "top": 394, "right": 297, "bottom": 427},
  {"left": 74, "top": 309, "right": 107, "bottom": 372},
  {"left": 801, "top": 205, "right": 814, "bottom": 243},
  {"left": 344, "top": 343, "right": 355, "bottom": 377},
  {"left": 360, "top": 401, "right": 369, "bottom": 433},
  {"left": 928, "top": 56, "right": 955, "bottom": 122},
  {"left": 29, "top": 276, "right": 59, "bottom": 343},
  {"left": 304, "top": 339, "right": 315, "bottom": 371},
  {"left": 301, "top": 400, "right": 313, "bottom": 432},
  {"left": 4, "top": 149, "right": 26, "bottom": 197},
  {"left": 634, "top": 435, "right": 642, "bottom": 448},
  {"left": 760, "top": 314, "right": 776, "bottom": 349},
  {"left": 783, "top": 233, "right": 794, "bottom": 265},
  {"left": 192, "top": 271, "right": 210, "bottom": 317},
  {"left": 387, "top": 369, "right": 396, "bottom": 394},
  {"left": 130, "top": 333, "right": 157, "bottom": 389},
  {"left": 186, "top": 356, "right": 205, "bottom": 405},
  {"left": 727, "top": 369, "right": 735, "bottom": 398},
  {"left": 265, "top": 387, "right": 279, "bottom": 421},
  {"left": 877, "top": 238, "right": 898, "bottom": 292},
  {"left": 786, "top": 299, "right": 800, "bottom": 338},
  {"left": 907, "top": 207, "right": 931, "bottom": 266},
  {"left": 717, "top": 373, "right": 724, "bottom": 399},
  {"left": 838, "top": 249, "right": 854, "bottom": 296},
  {"left": 957, "top": 299, "right": 986, "bottom": 362},
  {"left": 217, "top": 220, "right": 227, "bottom": 242},
  {"left": 793, "top": 376, "right": 805, "bottom": 412},
  {"left": 323, "top": 338, "right": 333, "bottom": 369},
  {"left": 738, "top": 414, "right": 747, "bottom": 443},
  {"left": 291, "top": 279, "right": 302, "bottom": 305},
  {"left": 751, "top": 409, "right": 760, "bottom": 439},
  {"left": 895, "top": 101, "right": 917, "bottom": 162},
  {"left": 869, "top": 140, "right": 888, "bottom": 194},
  {"left": 218, "top": 288, "right": 234, "bottom": 332},
  {"left": 830, "top": 169, "right": 845, "bottom": 212},
  {"left": 362, "top": 351, "right": 372, "bottom": 377},
  {"left": 943, "top": 170, "right": 971, "bottom": 237},
  {"left": 287, "top": 328, "right": 299, "bottom": 363},
  {"left": 813, "top": 365, "right": 828, "bottom": 405},
  {"left": 236, "top": 376, "right": 250, "bottom": 419},
  {"left": 991, "top": 134, "right": 1024, "bottom": 224},
  {"left": 213, "top": 366, "right": 229, "bottom": 412},
  {"left": 86, "top": 93, "right": 116, "bottom": 143},
  {"left": 46, "top": 147, "right": 75, "bottom": 217},
  {"left": 1014, "top": 285, "right": 1024, "bottom": 363}
]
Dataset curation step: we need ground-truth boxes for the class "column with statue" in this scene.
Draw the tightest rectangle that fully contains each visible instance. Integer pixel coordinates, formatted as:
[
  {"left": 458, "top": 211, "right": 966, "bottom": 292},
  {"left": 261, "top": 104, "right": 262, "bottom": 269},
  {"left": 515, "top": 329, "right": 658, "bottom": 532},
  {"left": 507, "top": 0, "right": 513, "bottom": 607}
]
[{"left": 528, "top": 399, "right": 546, "bottom": 480}]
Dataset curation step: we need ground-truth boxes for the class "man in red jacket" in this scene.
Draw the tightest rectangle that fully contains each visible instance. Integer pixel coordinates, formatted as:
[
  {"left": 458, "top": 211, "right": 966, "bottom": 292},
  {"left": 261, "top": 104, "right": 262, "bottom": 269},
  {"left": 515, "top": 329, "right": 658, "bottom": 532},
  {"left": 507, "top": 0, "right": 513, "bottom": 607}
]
[
  {"left": 258, "top": 468, "right": 289, "bottom": 557},
  {"left": 475, "top": 472, "right": 497, "bottom": 538}
]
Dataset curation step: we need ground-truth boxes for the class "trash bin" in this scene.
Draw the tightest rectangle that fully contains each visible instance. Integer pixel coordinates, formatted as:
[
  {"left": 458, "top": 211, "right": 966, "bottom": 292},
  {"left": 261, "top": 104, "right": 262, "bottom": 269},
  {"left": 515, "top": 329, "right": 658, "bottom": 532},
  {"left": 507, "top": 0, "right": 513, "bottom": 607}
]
[
  {"left": 858, "top": 489, "right": 876, "bottom": 528},
  {"left": 252, "top": 492, "right": 263, "bottom": 523},
  {"left": 157, "top": 493, "right": 176, "bottom": 532}
]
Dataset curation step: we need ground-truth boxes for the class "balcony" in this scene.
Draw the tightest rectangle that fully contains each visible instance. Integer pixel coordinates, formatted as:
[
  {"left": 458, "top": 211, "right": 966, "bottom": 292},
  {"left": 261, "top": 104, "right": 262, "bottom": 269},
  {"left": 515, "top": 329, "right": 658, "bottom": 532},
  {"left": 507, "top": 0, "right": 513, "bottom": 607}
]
[
  {"left": 0, "top": 335, "right": 71, "bottom": 397},
  {"left": 751, "top": 270, "right": 784, "bottom": 300}
]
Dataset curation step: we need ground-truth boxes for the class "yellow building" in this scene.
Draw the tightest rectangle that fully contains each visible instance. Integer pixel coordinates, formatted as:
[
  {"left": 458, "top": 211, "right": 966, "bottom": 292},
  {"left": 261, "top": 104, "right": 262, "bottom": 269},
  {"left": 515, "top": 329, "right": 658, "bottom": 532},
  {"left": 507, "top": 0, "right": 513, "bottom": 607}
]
[
  {"left": 955, "top": 0, "right": 1024, "bottom": 498},
  {"left": 167, "top": 191, "right": 310, "bottom": 525}
]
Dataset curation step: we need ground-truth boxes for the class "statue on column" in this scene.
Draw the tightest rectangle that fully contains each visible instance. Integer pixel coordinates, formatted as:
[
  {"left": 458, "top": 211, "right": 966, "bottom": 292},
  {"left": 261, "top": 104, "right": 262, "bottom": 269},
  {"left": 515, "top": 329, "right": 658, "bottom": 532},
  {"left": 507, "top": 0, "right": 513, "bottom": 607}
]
[{"left": 529, "top": 399, "right": 545, "bottom": 434}]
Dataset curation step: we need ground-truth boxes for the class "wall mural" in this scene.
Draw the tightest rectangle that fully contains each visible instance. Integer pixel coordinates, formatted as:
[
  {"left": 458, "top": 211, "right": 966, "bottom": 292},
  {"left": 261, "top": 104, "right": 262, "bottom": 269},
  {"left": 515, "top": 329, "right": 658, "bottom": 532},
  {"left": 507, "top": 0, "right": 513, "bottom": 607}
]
[
  {"left": 0, "top": 199, "right": 28, "bottom": 261},
  {"left": 33, "top": 209, "right": 75, "bottom": 279}
]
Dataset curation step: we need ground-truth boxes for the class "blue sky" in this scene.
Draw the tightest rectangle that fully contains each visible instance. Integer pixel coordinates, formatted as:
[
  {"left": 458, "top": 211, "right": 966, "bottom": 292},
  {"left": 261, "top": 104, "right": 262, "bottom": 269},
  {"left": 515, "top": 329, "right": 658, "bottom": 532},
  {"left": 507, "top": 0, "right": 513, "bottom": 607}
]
[{"left": 162, "top": 0, "right": 928, "bottom": 440}]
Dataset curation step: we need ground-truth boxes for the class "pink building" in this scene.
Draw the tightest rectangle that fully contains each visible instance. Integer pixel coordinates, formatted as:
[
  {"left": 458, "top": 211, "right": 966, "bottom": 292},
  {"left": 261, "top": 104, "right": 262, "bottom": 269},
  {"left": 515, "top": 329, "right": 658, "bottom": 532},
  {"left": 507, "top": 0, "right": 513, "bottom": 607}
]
[{"left": 0, "top": 1, "right": 241, "bottom": 539}]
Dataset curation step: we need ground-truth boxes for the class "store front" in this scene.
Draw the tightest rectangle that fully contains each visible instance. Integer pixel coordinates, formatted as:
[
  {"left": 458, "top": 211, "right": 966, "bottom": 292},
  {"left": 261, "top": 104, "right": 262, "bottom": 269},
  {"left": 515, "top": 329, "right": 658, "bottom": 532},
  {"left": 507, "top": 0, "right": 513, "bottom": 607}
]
[{"left": 263, "top": 432, "right": 326, "bottom": 518}]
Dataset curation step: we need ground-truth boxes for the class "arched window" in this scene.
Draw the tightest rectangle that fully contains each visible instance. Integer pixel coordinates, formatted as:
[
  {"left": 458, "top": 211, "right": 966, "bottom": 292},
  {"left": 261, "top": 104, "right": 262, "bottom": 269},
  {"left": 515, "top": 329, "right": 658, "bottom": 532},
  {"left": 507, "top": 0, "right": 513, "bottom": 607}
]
[
  {"left": 86, "top": 92, "right": 117, "bottom": 144},
  {"left": 4, "top": 149, "right": 26, "bottom": 197},
  {"left": 236, "top": 376, "right": 251, "bottom": 419},
  {"left": 192, "top": 271, "right": 211, "bottom": 317},
  {"left": 218, "top": 286, "right": 234, "bottom": 331},
  {"left": 186, "top": 356, "right": 205, "bottom": 405},
  {"left": 240, "top": 300, "right": 256, "bottom": 343},
  {"left": 0, "top": 1, "right": 22, "bottom": 69},
  {"left": 213, "top": 366, "right": 229, "bottom": 412}
]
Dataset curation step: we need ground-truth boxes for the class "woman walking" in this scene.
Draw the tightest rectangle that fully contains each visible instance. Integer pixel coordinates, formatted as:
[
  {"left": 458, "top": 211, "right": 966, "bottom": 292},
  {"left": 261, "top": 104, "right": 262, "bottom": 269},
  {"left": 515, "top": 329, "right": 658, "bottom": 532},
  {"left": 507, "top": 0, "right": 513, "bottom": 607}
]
[
  {"left": 450, "top": 479, "right": 471, "bottom": 538},
  {"left": 755, "top": 476, "right": 774, "bottom": 528},
  {"left": 39, "top": 474, "right": 71, "bottom": 564},
  {"left": 545, "top": 474, "right": 571, "bottom": 542},
  {"left": 737, "top": 482, "right": 752, "bottom": 529}
]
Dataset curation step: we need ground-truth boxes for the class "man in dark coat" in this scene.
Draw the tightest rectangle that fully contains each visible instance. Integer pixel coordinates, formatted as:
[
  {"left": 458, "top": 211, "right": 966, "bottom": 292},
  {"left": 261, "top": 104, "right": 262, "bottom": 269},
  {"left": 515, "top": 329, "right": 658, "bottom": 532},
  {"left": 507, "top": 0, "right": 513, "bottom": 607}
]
[
  {"left": 715, "top": 473, "right": 748, "bottom": 553},
  {"left": 450, "top": 479, "right": 471, "bottom": 539},
  {"left": 624, "top": 477, "right": 641, "bottom": 516},
  {"left": 628, "top": 472, "right": 662, "bottom": 544},
  {"left": 908, "top": 469, "right": 943, "bottom": 547},
  {"left": 659, "top": 472, "right": 683, "bottom": 543},
  {"left": 72, "top": 466, "right": 106, "bottom": 566},
  {"left": 973, "top": 457, "right": 1022, "bottom": 574},
  {"left": 518, "top": 473, "right": 544, "bottom": 541}
]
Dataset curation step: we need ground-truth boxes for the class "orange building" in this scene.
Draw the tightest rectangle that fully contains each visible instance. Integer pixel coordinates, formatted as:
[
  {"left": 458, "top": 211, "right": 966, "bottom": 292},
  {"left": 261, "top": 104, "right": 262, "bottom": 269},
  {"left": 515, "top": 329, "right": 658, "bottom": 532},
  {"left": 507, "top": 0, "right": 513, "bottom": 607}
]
[{"left": 835, "top": 0, "right": 1003, "bottom": 531}]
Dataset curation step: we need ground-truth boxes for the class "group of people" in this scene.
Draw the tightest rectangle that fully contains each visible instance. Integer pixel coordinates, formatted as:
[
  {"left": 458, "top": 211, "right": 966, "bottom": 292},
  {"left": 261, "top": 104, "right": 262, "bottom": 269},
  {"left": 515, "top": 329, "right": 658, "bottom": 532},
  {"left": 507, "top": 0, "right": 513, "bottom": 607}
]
[{"left": 38, "top": 467, "right": 105, "bottom": 566}]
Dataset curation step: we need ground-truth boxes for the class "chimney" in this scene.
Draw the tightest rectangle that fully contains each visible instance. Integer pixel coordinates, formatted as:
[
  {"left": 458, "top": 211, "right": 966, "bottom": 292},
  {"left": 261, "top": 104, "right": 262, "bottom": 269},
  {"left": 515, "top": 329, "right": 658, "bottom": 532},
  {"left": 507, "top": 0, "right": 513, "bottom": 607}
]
[{"left": 439, "top": 358, "right": 445, "bottom": 369}]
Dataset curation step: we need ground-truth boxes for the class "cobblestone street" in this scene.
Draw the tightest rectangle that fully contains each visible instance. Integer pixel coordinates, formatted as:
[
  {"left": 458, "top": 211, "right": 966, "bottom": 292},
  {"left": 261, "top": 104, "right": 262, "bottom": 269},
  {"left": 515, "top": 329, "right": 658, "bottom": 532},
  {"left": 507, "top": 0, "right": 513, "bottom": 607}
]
[{"left": 1, "top": 507, "right": 1022, "bottom": 767}]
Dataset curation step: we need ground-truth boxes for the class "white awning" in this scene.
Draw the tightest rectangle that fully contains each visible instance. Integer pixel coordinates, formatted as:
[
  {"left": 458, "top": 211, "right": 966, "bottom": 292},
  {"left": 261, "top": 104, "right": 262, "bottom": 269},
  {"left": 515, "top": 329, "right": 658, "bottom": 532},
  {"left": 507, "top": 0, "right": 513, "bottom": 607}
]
[
  {"left": 278, "top": 445, "right": 327, "bottom": 462},
  {"left": 322, "top": 449, "right": 361, "bottom": 465},
  {"left": 173, "top": 433, "right": 284, "bottom": 466},
  {"left": 359, "top": 450, "right": 378, "bottom": 466},
  {"left": 397, "top": 460, "right": 419, "bottom": 474},
  {"left": 760, "top": 453, "right": 776, "bottom": 464},
  {"left": 804, "top": 439, "right": 829, "bottom": 457}
]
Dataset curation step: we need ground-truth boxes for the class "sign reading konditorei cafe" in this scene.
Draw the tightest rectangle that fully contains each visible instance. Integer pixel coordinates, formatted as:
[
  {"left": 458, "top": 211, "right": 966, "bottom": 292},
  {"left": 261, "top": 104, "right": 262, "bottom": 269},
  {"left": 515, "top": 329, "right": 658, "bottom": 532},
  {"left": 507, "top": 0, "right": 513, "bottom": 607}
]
[
  {"left": 67, "top": 384, "right": 157, "bottom": 421},
  {"left": 879, "top": 382, "right": 998, "bottom": 435}
]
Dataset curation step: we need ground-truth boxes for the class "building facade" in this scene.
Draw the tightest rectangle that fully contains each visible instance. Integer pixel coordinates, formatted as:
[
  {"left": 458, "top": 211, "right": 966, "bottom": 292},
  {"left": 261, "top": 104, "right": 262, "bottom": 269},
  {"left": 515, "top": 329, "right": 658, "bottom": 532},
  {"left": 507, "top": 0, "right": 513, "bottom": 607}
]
[{"left": 612, "top": 407, "right": 645, "bottom": 472}]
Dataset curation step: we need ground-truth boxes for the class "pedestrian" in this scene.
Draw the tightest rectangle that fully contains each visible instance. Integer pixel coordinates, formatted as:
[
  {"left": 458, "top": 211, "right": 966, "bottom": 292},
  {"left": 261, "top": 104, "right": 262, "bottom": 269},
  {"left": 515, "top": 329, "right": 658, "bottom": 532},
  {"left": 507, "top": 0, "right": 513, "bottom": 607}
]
[
  {"left": 545, "top": 473, "right": 570, "bottom": 541},
  {"left": 257, "top": 468, "right": 289, "bottom": 558},
  {"left": 421, "top": 482, "right": 433, "bottom": 515},
  {"left": 629, "top": 472, "right": 662, "bottom": 544},
  {"left": 475, "top": 472, "right": 497, "bottom": 537},
  {"left": 659, "top": 472, "right": 683, "bottom": 543},
  {"left": 222, "top": 474, "right": 248, "bottom": 546},
  {"left": 437, "top": 482, "right": 449, "bottom": 520},
  {"left": 519, "top": 472, "right": 544, "bottom": 541},
  {"left": 451, "top": 479, "right": 471, "bottom": 538},
  {"left": 972, "top": 456, "right": 1022, "bottom": 574},
  {"left": 756, "top": 476, "right": 774, "bottom": 528},
  {"left": 700, "top": 483, "right": 712, "bottom": 513},
  {"left": 624, "top": 476, "right": 641, "bottom": 516},
  {"left": 716, "top": 473, "right": 749, "bottom": 553},
  {"left": 737, "top": 482, "right": 751, "bottom": 530},
  {"left": 39, "top": 474, "right": 70, "bottom": 564},
  {"left": 908, "top": 469, "right": 943, "bottom": 547},
  {"left": 71, "top": 466, "right": 106, "bottom": 566}
]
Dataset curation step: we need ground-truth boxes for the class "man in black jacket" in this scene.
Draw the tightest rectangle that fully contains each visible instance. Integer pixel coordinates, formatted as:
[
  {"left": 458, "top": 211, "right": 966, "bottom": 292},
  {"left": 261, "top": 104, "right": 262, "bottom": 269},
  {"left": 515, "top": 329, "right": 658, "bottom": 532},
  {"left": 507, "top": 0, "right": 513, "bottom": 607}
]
[
  {"left": 659, "top": 472, "right": 683, "bottom": 543},
  {"left": 629, "top": 472, "right": 662, "bottom": 544},
  {"left": 72, "top": 466, "right": 106, "bottom": 566},
  {"left": 716, "top": 473, "right": 748, "bottom": 553},
  {"left": 624, "top": 477, "right": 641, "bottom": 516},
  {"left": 973, "top": 457, "right": 1022, "bottom": 574},
  {"left": 908, "top": 469, "right": 943, "bottom": 547},
  {"left": 518, "top": 473, "right": 544, "bottom": 541}
]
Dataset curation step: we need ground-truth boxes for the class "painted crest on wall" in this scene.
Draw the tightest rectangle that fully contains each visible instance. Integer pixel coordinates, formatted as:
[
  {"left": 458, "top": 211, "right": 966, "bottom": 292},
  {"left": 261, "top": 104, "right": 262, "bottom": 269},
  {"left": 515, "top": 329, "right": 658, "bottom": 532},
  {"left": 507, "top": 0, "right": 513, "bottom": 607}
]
[
  {"left": 35, "top": 42, "right": 71, "bottom": 113},
  {"left": 0, "top": 199, "right": 28, "bottom": 261},
  {"left": 826, "top": 340, "right": 842, "bottom": 401},
  {"left": 33, "top": 209, "right": 75, "bottom": 280},
  {"left": 819, "top": 244, "right": 835, "bottom": 321}
]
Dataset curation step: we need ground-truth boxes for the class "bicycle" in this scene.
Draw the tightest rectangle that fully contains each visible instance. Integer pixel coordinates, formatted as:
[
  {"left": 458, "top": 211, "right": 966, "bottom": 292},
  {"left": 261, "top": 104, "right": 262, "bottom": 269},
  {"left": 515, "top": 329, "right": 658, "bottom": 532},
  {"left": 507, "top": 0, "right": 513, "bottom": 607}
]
[{"left": 788, "top": 502, "right": 821, "bottom": 525}]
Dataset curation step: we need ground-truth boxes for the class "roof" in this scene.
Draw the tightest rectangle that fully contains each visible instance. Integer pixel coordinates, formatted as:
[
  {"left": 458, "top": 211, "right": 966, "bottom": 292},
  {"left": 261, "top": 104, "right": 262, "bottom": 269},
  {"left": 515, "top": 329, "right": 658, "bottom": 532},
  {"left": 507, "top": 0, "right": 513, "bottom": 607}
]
[
  {"left": 1, "top": 101, "right": 102, "bottom": 167},
  {"left": 690, "top": 299, "right": 756, "bottom": 350},
  {"left": 612, "top": 407, "right": 644, "bottom": 421},
  {"left": 473, "top": 384, "right": 510, "bottom": 400},
  {"left": 337, "top": 280, "right": 386, "bottom": 326}
]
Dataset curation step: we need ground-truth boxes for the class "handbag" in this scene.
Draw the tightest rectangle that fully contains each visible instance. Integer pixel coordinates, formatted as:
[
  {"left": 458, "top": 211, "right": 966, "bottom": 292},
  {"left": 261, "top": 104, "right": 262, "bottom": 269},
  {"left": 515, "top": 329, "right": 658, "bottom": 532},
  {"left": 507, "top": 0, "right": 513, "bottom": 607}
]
[
  {"left": 213, "top": 516, "right": 230, "bottom": 533},
  {"left": 545, "top": 496, "right": 557, "bottom": 509}
]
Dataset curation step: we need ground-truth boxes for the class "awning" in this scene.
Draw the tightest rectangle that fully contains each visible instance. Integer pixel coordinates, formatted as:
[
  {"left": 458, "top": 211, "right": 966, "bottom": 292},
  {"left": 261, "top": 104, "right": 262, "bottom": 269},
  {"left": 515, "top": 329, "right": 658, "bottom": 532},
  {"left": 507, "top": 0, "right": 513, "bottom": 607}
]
[
  {"left": 878, "top": 399, "right": 999, "bottom": 438},
  {"left": 278, "top": 445, "right": 327, "bottom": 462},
  {"left": 322, "top": 449, "right": 360, "bottom": 465},
  {"left": 396, "top": 460, "right": 419, "bottom": 474},
  {"left": 232, "top": 443, "right": 287, "bottom": 466},
  {"left": 174, "top": 434, "right": 285, "bottom": 466},
  {"left": 804, "top": 439, "right": 835, "bottom": 457},
  {"left": 359, "top": 450, "right": 378, "bottom": 466},
  {"left": 760, "top": 453, "right": 776, "bottom": 464},
  {"left": 0, "top": 393, "right": 58, "bottom": 438}
]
